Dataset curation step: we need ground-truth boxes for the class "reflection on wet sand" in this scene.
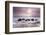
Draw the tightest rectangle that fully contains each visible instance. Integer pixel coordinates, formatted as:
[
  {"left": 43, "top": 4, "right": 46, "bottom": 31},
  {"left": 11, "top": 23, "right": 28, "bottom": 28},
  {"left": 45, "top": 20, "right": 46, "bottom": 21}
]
[{"left": 13, "top": 17, "right": 40, "bottom": 28}]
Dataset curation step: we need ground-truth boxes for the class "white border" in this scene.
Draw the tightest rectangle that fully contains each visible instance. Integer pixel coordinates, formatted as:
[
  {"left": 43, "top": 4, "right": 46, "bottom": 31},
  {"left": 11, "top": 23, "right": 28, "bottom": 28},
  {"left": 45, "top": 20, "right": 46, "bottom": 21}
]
[{"left": 9, "top": 3, "right": 43, "bottom": 32}]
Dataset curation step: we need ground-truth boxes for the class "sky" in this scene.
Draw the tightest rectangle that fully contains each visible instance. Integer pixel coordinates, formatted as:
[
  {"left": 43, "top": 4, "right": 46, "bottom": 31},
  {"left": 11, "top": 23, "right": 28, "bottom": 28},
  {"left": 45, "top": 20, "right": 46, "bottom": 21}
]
[{"left": 13, "top": 7, "right": 40, "bottom": 17}]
